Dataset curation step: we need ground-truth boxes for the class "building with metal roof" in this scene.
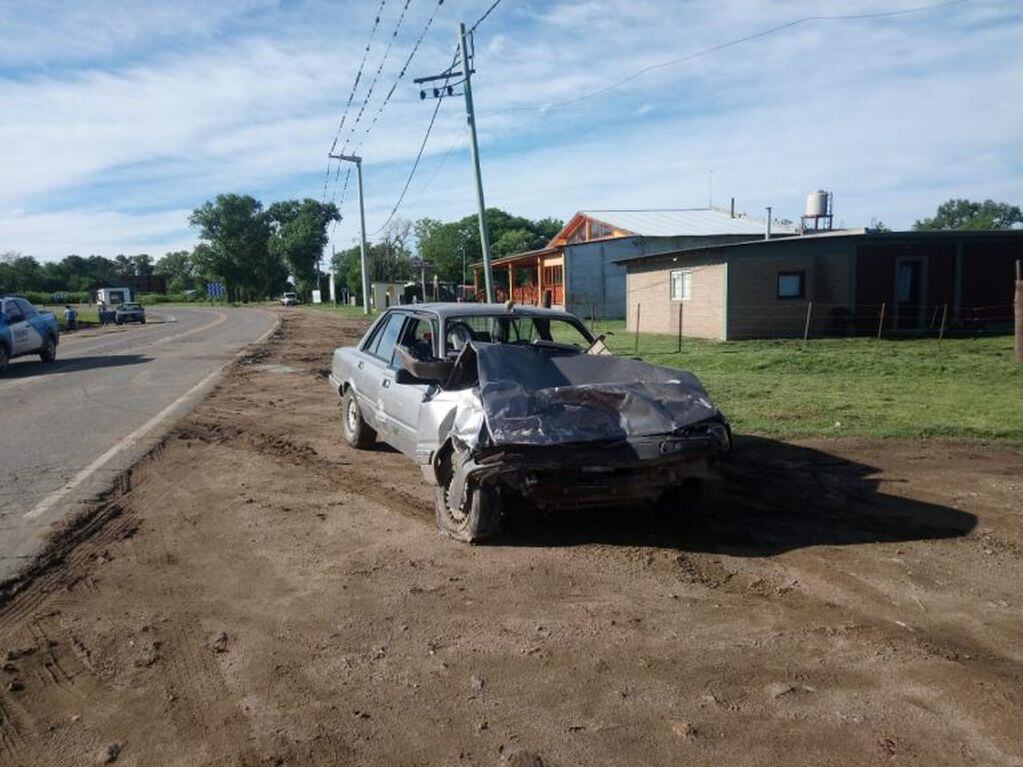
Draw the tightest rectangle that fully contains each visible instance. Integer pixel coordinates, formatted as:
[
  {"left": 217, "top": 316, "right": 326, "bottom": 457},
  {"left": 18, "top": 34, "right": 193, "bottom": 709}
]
[
  {"left": 615, "top": 228, "right": 1022, "bottom": 340},
  {"left": 473, "top": 206, "right": 794, "bottom": 319}
]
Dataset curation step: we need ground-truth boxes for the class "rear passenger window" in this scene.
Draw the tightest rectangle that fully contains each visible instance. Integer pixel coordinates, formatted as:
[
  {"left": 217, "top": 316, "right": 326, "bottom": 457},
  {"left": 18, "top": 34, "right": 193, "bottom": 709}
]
[
  {"left": 16, "top": 299, "right": 36, "bottom": 318},
  {"left": 369, "top": 312, "right": 406, "bottom": 365}
]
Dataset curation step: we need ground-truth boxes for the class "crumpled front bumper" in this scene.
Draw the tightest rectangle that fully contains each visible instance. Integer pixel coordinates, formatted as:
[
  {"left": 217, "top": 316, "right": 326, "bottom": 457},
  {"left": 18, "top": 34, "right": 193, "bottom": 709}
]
[{"left": 444, "top": 421, "right": 730, "bottom": 512}]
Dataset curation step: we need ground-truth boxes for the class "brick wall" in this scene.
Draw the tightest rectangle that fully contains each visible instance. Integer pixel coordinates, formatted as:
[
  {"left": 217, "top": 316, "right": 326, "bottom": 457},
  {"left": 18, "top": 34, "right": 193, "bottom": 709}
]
[
  {"left": 625, "top": 255, "right": 726, "bottom": 339},
  {"left": 725, "top": 240, "right": 853, "bottom": 339}
]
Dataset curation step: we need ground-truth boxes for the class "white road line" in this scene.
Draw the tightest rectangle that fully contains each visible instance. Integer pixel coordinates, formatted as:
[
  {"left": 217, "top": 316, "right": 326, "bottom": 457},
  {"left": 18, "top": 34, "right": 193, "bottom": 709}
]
[{"left": 23, "top": 313, "right": 279, "bottom": 521}]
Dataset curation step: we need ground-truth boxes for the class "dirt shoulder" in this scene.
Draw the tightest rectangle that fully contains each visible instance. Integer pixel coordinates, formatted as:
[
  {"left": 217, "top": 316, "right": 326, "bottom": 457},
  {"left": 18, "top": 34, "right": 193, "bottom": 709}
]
[{"left": 1, "top": 307, "right": 1021, "bottom": 766}]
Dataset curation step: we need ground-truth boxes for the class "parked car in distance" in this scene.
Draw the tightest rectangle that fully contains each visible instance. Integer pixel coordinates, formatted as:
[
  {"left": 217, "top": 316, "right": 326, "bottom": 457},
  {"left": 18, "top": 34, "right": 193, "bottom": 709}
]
[
  {"left": 328, "top": 303, "right": 731, "bottom": 543},
  {"left": 0, "top": 295, "right": 60, "bottom": 373},
  {"left": 115, "top": 302, "right": 146, "bottom": 325},
  {"left": 281, "top": 292, "right": 299, "bottom": 306}
]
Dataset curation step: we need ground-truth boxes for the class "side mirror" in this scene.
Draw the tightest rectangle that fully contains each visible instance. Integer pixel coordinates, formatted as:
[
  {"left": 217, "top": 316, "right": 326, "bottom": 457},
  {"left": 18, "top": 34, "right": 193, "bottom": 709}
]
[{"left": 394, "top": 345, "right": 453, "bottom": 385}]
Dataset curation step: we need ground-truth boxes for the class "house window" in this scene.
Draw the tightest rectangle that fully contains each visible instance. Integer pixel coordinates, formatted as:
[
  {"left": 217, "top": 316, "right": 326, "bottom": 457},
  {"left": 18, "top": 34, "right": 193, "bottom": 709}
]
[
  {"left": 777, "top": 271, "right": 805, "bottom": 299},
  {"left": 670, "top": 269, "right": 691, "bottom": 301}
]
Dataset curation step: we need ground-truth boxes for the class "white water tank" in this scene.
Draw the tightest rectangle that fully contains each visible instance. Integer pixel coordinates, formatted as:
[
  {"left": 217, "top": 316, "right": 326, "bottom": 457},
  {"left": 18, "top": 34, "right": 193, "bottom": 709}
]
[{"left": 805, "top": 190, "right": 829, "bottom": 218}]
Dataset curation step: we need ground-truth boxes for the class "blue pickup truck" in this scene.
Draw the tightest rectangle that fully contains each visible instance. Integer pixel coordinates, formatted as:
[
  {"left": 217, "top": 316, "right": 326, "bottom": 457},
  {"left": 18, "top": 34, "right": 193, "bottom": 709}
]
[{"left": 0, "top": 296, "right": 60, "bottom": 373}]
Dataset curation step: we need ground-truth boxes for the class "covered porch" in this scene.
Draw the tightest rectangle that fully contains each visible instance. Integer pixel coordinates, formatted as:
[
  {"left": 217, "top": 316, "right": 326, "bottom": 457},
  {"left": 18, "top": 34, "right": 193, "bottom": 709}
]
[{"left": 471, "top": 247, "right": 565, "bottom": 307}]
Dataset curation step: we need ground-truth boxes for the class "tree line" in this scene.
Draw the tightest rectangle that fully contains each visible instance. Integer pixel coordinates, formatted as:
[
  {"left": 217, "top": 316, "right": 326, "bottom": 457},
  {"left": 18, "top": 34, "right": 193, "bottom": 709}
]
[
  {"left": 4, "top": 197, "right": 1017, "bottom": 302},
  {"left": 331, "top": 208, "right": 563, "bottom": 301}
]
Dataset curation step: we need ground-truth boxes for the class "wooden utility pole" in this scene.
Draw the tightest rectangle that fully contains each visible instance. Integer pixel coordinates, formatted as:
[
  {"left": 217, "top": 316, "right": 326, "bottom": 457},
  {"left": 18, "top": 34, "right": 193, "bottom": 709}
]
[{"left": 1015, "top": 259, "right": 1022, "bottom": 363}]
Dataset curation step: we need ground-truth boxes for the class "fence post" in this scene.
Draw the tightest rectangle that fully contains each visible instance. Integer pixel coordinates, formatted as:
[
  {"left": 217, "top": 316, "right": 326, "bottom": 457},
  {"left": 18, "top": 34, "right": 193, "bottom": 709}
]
[
  {"left": 677, "top": 302, "right": 683, "bottom": 353},
  {"left": 802, "top": 301, "right": 813, "bottom": 346},
  {"left": 590, "top": 303, "right": 596, "bottom": 335},
  {"left": 876, "top": 302, "right": 886, "bottom": 340},
  {"left": 634, "top": 303, "right": 641, "bottom": 355},
  {"left": 938, "top": 302, "right": 948, "bottom": 341},
  {"left": 1016, "top": 259, "right": 1022, "bottom": 363}
]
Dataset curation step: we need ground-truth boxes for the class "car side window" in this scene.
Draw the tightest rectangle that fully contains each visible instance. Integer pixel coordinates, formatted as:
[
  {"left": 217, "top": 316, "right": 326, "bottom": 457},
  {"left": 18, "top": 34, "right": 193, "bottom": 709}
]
[
  {"left": 368, "top": 312, "right": 407, "bottom": 366},
  {"left": 400, "top": 316, "right": 439, "bottom": 359},
  {"left": 16, "top": 299, "right": 36, "bottom": 318},
  {"left": 3, "top": 300, "right": 23, "bottom": 321}
]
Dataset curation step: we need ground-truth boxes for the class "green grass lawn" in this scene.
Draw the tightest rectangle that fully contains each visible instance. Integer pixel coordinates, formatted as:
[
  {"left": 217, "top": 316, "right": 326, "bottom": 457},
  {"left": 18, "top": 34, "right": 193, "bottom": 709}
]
[
  {"left": 591, "top": 321, "right": 1022, "bottom": 441},
  {"left": 302, "top": 305, "right": 1021, "bottom": 441}
]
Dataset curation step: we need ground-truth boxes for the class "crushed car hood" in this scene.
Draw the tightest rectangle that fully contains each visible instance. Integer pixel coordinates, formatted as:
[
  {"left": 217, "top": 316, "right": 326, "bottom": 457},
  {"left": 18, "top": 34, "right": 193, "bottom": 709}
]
[{"left": 471, "top": 342, "right": 719, "bottom": 447}]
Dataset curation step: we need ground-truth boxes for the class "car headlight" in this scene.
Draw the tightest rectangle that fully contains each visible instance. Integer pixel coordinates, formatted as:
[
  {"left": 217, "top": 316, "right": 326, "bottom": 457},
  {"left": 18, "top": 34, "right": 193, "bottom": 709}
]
[{"left": 706, "top": 421, "right": 731, "bottom": 452}]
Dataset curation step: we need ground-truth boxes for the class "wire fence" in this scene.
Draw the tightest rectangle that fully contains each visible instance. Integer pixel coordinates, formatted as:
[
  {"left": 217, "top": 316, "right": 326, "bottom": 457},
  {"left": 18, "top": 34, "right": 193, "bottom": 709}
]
[{"left": 564, "top": 300, "right": 1018, "bottom": 352}]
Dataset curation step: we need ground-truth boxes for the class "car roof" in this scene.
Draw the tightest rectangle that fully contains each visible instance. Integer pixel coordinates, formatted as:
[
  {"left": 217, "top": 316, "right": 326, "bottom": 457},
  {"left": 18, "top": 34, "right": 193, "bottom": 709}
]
[{"left": 389, "top": 302, "right": 581, "bottom": 321}]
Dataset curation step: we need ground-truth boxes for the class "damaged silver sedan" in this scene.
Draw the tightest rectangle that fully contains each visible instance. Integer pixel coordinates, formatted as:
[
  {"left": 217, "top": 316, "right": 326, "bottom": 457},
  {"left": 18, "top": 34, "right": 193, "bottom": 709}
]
[{"left": 328, "top": 303, "right": 730, "bottom": 542}]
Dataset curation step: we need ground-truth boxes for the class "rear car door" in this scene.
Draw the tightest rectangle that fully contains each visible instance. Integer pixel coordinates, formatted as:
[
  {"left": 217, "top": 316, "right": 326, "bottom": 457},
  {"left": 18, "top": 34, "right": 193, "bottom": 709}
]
[
  {"left": 354, "top": 311, "right": 408, "bottom": 437},
  {"left": 385, "top": 314, "right": 438, "bottom": 458}
]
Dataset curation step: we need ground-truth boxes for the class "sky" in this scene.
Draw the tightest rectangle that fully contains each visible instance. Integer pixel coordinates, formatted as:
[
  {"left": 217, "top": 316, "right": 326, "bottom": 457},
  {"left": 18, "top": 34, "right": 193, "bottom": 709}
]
[{"left": 1, "top": 0, "right": 1021, "bottom": 262}]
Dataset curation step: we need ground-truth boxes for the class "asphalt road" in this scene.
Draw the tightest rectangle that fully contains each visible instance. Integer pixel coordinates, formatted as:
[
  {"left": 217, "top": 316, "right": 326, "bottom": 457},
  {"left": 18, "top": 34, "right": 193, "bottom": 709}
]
[{"left": 0, "top": 306, "right": 277, "bottom": 582}]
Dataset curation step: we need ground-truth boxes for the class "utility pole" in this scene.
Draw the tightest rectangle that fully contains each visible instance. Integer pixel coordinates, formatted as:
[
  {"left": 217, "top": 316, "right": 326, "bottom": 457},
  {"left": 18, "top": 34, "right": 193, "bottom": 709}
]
[
  {"left": 415, "top": 24, "right": 495, "bottom": 302},
  {"left": 329, "top": 152, "right": 370, "bottom": 314}
]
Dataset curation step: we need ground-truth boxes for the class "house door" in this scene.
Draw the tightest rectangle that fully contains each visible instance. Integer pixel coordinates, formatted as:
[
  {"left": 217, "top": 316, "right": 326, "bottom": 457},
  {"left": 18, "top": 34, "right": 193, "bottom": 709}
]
[{"left": 894, "top": 257, "right": 926, "bottom": 331}]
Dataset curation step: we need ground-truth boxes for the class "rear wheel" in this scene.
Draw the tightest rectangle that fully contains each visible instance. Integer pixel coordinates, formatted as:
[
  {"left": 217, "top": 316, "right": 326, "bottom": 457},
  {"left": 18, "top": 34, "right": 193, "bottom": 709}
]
[
  {"left": 341, "top": 388, "right": 376, "bottom": 449},
  {"left": 39, "top": 335, "right": 57, "bottom": 363},
  {"left": 0, "top": 344, "right": 8, "bottom": 374},
  {"left": 435, "top": 480, "right": 501, "bottom": 544}
]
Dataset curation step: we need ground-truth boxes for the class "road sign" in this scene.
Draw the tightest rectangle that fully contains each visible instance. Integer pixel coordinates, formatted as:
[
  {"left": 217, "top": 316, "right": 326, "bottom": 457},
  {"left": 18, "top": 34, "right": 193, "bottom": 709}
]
[{"left": 206, "top": 281, "right": 225, "bottom": 299}]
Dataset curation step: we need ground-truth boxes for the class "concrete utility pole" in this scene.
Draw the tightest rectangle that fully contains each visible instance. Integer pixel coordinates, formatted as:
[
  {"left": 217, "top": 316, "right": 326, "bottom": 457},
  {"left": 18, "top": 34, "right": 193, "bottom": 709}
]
[
  {"left": 329, "top": 152, "right": 371, "bottom": 315},
  {"left": 457, "top": 23, "right": 494, "bottom": 303}
]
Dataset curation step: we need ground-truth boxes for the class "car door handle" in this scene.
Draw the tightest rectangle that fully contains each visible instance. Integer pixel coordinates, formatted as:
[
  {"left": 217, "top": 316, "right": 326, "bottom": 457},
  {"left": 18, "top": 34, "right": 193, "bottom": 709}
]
[
  {"left": 381, "top": 378, "right": 390, "bottom": 388},
  {"left": 357, "top": 361, "right": 364, "bottom": 370}
]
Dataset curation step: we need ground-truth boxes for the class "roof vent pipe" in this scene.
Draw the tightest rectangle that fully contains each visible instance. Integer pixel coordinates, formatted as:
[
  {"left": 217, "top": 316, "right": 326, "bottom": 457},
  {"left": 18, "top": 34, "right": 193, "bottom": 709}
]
[
  {"left": 765, "top": 206, "right": 772, "bottom": 240},
  {"left": 730, "top": 197, "right": 735, "bottom": 218}
]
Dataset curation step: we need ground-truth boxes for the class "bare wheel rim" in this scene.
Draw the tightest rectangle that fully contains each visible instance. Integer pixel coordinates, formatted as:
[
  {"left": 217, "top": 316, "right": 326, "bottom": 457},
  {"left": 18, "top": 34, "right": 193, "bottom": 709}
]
[
  {"left": 442, "top": 483, "right": 469, "bottom": 525},
  {"left": 345, "top": 397, "right": 359, "bottom": 435}
]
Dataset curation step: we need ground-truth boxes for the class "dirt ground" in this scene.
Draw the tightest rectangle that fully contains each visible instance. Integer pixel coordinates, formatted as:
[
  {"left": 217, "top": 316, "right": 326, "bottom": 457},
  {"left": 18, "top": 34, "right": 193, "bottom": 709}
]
[{"left": 1, "top": 307, "right": 1021, "bottom": 766}]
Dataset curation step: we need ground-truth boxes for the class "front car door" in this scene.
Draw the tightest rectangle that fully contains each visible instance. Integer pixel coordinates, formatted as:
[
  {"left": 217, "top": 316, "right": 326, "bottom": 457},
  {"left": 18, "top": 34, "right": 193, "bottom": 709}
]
[{"left": 2, "top": 299, "right": 31, "bottom": 354}]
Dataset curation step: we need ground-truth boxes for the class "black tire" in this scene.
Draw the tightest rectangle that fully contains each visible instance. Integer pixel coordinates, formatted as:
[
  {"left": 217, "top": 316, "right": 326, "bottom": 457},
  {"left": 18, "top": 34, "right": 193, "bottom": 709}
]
[
  {"left": 39, "top": 335, "right": 57, "bottom": 363},
  {"left": 0, "top": 344, "right": 8, "bottom": 374},
  {"left": 115, "top": 318, "right": 123, "bottom": 325},
  {"left": 140, "top": 317, "right": 146, "bottom": 324},
  {"left": 435, "top": 481, "right": 501, "bottom": 543},
  {"left": 340, "top": 388, "right": 376, "bottom": 449}
]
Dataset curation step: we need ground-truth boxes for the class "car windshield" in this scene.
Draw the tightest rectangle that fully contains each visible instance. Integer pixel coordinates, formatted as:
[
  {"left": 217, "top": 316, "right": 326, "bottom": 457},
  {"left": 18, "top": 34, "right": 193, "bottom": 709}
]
[{"left": 444, "top": 314, "right": 591, "bottom": 355}]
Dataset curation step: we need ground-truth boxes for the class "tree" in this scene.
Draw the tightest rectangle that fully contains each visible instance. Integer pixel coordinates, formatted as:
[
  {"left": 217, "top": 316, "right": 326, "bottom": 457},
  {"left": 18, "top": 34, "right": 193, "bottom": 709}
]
[
  {"left": 267, "top": 199, "right": 340, "bottom": 299},
  {"left": 413, "top": 209, "right": 564, "bottom": 284},
  {"left": 913, "top": 199, "right": 1023, "bottom": 231},
  {"left": 189, "top": 194, "right": 274, "bottom": 301},
  {"left": 156, "top": 250, "right": 198, "bottom": 293}
]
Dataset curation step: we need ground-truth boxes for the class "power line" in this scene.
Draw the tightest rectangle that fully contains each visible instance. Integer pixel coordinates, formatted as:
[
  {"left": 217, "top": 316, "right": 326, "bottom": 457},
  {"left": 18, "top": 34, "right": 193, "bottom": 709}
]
[
  {"left": 327, "top": 0, "right": 415, "bottom": 213},
  {"left": 351, "top": 0, "right": 448, "bottom": 155},
  {"left": 336, "top": 0, "right": 416, "bottom": 158},
  {"left": 321, "top": 0, "right": 388, "bottom": 202},
  {"left": 485, "top": 0, "right": 966, "bottom": 116},
  {"left": 330, "top": 0, "right": 448, "bottom": 228},
  {"left": 469, "top": 0, "right": 503, "bottom": 33},
  {"left": 371, "top": 51, "right": 458, "bottom": 235}
]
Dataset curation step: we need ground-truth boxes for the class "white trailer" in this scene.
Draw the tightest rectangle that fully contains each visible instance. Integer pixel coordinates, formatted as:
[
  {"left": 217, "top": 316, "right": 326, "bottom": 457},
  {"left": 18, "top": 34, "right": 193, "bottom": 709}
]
[{"left": 95, "top": 287, "right": 133, "bottom": 306}]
